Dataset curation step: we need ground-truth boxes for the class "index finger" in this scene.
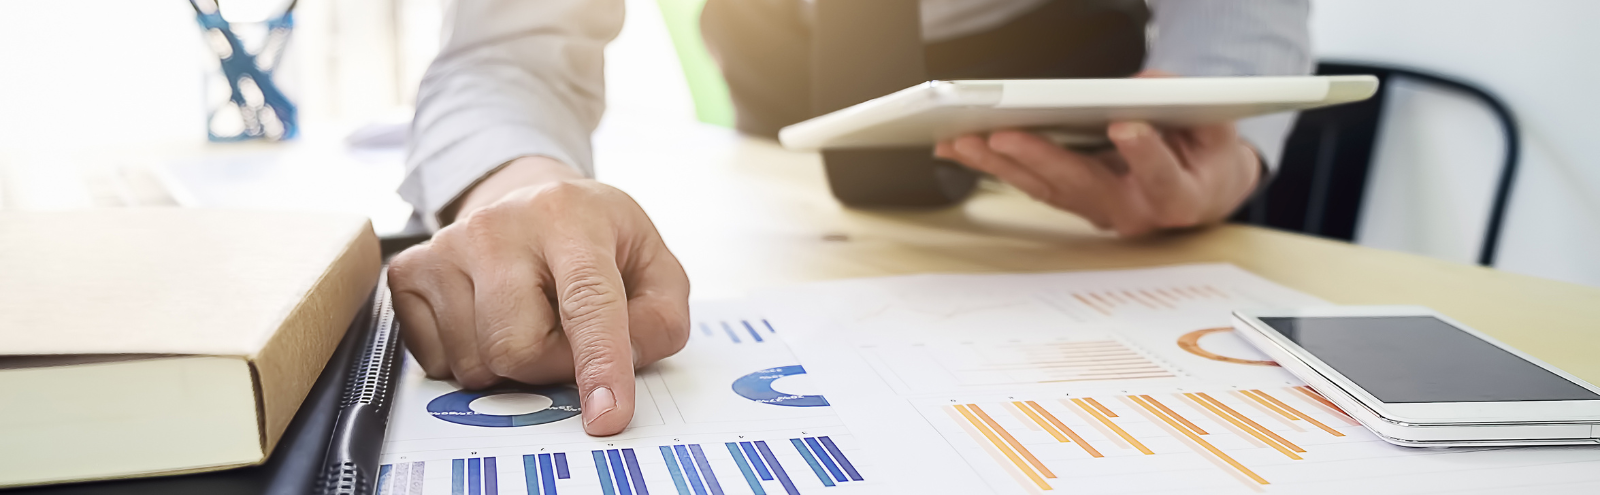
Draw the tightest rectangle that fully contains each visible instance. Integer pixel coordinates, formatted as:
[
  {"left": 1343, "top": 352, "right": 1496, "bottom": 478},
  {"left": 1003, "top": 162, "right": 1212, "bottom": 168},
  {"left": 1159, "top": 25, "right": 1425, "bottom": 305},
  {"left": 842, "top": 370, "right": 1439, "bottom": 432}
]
[{"left": 547, "top": 241, "right": 636, "bottom": 436}]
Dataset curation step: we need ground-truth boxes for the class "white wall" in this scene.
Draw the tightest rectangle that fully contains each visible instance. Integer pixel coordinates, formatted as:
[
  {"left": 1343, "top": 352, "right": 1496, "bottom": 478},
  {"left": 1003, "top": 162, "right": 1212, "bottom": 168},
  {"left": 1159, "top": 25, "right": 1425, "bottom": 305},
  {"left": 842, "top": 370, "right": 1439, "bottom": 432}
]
[{"left": 1311, "top": 1, "right": 1600, "bottom": 288}]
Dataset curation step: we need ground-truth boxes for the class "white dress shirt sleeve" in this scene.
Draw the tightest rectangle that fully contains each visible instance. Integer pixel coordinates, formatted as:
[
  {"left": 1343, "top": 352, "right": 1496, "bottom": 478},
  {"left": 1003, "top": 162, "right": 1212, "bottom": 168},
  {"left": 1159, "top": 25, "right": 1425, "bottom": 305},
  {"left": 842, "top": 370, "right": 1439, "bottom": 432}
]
[
  {"left": 400, "top": 0, "right": 623, "bottom": 230},
  {"left": 1143, "top": 0, "right": 1313, "bottom": 172}
]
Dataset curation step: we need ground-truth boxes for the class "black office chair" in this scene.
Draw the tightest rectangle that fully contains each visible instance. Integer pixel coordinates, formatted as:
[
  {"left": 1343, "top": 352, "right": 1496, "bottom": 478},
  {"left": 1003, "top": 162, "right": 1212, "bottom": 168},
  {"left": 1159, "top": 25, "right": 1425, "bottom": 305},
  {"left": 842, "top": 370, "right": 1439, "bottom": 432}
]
[{"left": 1231, "top": 62, "right": 1521, "bottom": 267}]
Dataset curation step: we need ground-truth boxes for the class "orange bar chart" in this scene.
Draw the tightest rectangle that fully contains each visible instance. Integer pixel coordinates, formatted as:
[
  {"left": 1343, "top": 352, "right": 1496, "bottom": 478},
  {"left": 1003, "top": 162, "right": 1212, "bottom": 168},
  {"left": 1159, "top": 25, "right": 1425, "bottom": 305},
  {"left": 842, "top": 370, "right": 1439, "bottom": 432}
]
[
  {"left": 1291, "top": 386, "right": 1360, "bottom": 425},
  {"left": 1069, "top": 398, "right": 1153, "bottom": 455},
  {"left": 949, "top": 404, "right": 1054, "bottom": 491},
  {"left": 1128, "top": 395, "right": 1269, "bottom": 485},
  {"left": 1014, "top": 401, "right": 1102, "bottom": 458},
  {"left": 1244, "top": 389, "right": 1345, "bottom": 437},
  {"left": 977, "top": 340, "right": 1176, "bottom": 384},
  {"left": 1055, "top": 284, "right": 1237, "bottom": 319},
  {"left": 1184, "top": 392, "right": 1304, "bottom": 459},
  {"left": 942, "top": 388, "right": 1359, "bottom": 493}
]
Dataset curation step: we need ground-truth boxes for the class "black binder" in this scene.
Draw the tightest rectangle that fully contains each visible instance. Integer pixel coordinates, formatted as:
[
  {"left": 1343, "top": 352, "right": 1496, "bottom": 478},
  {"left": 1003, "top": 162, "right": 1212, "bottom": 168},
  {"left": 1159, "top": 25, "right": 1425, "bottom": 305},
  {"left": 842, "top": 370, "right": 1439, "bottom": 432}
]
[{"left": 6, "top": 274, "right": 404, "bottom": 495}]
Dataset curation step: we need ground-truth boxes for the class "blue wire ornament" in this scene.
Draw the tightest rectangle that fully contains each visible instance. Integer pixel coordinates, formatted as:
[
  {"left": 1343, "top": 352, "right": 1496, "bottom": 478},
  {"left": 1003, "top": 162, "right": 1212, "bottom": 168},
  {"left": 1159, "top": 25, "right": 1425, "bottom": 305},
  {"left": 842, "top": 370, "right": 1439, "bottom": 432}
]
[{"left": 191, "top": 1, "right": 299, "bottom": 141}]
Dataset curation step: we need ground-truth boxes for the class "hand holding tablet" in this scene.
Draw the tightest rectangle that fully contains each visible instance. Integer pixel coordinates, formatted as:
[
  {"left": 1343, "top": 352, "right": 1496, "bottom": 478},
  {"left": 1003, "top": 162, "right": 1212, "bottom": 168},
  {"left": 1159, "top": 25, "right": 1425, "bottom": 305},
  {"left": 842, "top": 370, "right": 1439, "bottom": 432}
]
[{"left": 780, "top": 75, "right": 1379, "bottom": 236}]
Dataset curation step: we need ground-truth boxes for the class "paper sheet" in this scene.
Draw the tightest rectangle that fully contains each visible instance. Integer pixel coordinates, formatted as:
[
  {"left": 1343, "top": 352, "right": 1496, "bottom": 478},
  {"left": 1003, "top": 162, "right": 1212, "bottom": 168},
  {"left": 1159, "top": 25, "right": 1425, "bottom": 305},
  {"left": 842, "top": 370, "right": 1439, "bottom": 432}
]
[
  {"left": 759, "top": 263, "right": 1600, "bottom": 495},
  {"left": 377, "top": 300, "right": 875, "bottom": 495}
]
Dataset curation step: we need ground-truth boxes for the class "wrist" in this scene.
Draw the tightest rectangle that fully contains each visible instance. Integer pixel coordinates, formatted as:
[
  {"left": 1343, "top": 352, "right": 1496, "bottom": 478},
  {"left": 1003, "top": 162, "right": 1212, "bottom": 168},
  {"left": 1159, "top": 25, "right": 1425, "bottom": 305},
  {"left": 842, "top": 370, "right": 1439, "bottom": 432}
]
[{"left": 445, "top": 156, "right": 585, "bottom": 224}]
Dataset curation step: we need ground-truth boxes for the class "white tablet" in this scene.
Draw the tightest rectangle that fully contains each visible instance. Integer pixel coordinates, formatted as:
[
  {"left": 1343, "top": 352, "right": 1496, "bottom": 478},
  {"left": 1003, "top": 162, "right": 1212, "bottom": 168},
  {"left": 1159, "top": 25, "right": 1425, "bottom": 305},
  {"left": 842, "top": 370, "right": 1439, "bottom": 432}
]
[
  {"left": 1232, "top": 305, "right": 1600, "bottom": 447},
  {"left": 777, "top": 76, "right": 1380, "bottom": 151}
]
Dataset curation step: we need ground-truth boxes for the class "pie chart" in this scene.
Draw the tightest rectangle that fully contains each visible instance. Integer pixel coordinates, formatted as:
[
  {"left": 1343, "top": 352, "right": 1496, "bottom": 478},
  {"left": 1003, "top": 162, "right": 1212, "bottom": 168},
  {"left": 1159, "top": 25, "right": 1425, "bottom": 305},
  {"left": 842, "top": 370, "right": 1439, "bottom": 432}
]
[
  {"left": 427, "top": 384, "right": 583, "bottom": 427},
  {"left": 1176, "top": 327, "right": 1278, "bottom": 366},
  {"left": 732, "top": 365, "right": 830, "bottom": 407}
]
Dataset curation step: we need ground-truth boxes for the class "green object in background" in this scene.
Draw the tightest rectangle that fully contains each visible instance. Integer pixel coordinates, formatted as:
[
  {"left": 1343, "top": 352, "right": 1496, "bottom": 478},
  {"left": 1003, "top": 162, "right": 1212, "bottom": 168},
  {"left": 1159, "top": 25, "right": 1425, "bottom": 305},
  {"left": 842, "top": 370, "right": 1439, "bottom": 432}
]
[{"left": 656, "top": 0, "right": 735, "bottom": 127}]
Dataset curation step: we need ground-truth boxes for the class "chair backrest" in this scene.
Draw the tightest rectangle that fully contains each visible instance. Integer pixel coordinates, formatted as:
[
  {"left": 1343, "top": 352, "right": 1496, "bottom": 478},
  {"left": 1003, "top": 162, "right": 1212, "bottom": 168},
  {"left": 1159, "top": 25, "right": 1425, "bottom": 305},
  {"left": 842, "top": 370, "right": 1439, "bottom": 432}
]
[{"left": 1231, "top": 62, "right": 1520, "bottom": 266}]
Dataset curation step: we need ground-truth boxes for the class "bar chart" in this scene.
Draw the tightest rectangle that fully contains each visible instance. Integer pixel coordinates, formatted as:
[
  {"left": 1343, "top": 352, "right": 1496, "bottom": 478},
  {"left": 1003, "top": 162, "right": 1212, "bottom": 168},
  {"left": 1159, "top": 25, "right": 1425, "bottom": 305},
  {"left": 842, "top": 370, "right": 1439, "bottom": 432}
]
[
  {"left": 696, "top": 319, "right": 777, "bottom": 344},
  {"left": 526, "top": 453, "right": 574, "bottom": 495},
  {"left": 860, "top": 337, "right": 1176, "bottom": 394},
  {"left": 934, "top": 387, "right": 1361, "bottom": 493},
  {"left": 376, "top": 435, "right": 865, "bottom": 495},
  {"left": 381, "top": 301, "right": 875, "bottom": 495},
  {"left": 1037, "top": 284, "right": 1254, "bottom": 322},
  {"left": 377, "top": 461, "right": 424, "bottom": 495}
]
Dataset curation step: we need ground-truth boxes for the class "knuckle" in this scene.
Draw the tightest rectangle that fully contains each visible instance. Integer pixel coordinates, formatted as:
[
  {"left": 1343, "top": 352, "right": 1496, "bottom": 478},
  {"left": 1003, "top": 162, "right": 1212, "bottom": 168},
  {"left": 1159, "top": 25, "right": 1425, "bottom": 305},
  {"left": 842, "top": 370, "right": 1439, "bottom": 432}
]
[
  {"left": 480, "top": 335, "right": 525, "bottom": 376},
  {"left": 421, "top": 362, "right": 453, "bottom": 380},
  {"left": 645, "top": 309, "right": 692, "bottom": 363},
  {"left": 386, "top": 247, "right": 432, "bottom": 283},
  {"left": 461, "top": 205, "right": 514, "bottom": 244},
  {"left": 398, "top": 330, "right": 450, "bottom": 377},
  {"left": 453, "top": 357, "right": 497, "bottom": 389},
  {"left": 480, "top": 327, "right": 547, "bottom": 376},
  {"left": 532, "top": 181, "right": 599, "bottom": 210},
  {"left": 663, "top": 321, "right": 690, "bottom": 356},
  {"left": 558, "top": 269, "right": 622, "bottom": 325},
  {"left": 572, "top": 338, "right": 625, "bottom": 383}
]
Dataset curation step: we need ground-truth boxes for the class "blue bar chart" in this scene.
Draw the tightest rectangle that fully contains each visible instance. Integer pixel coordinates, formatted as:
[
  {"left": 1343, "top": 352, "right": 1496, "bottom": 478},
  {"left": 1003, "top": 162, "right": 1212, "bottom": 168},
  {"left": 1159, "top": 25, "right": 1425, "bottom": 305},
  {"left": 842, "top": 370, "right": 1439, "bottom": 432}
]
[
  {"left": 696, "top": 319, "right": 778, "bottom": 344},
  {"left": 379, "top": 302, "right": 867, "bottom": 495},
  {"left": 594, "top": 448, "right": 650, "bottom": 495},
  {"left": 377, "top": 461, "right": 425, "bottom": 495},
  {"left": 524, "top": 453, "right": 574, "bottom": 495},
  {"left": 377, "top": 436, "right": 864, "bottom": 495},
  {"left": 449, "top": 457, "right": 505, "bottom": 495}
]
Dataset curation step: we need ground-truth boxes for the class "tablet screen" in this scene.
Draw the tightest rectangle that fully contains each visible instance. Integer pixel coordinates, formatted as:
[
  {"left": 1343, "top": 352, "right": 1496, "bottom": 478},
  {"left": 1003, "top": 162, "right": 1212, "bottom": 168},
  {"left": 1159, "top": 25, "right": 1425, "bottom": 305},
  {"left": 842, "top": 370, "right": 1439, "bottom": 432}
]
[{"left": 1260, "top": 316, "right": 1599, "bottom": 403}]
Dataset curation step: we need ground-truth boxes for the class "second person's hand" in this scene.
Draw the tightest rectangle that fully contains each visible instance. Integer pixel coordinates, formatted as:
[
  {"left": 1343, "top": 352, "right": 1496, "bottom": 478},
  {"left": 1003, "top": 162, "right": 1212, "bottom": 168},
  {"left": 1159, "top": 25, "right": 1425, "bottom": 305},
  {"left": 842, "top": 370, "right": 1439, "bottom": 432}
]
[
  {"left": 934, "top": 120, "right": 1262, "bottom": 237},
  {"left": 388, "top": 155, "right": 691, "bottom": 436}
]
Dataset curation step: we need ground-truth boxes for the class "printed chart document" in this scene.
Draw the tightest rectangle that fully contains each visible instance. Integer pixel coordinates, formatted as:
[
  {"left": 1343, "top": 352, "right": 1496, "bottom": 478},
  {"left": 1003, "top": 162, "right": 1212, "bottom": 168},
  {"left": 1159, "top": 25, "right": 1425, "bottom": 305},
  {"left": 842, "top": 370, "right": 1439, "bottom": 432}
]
[
  {"left": 377, "top": 300, "right": 872, "bottom": 495},
  {"left": 760, "top": 264, "right": 1600, "bottom": 495}
]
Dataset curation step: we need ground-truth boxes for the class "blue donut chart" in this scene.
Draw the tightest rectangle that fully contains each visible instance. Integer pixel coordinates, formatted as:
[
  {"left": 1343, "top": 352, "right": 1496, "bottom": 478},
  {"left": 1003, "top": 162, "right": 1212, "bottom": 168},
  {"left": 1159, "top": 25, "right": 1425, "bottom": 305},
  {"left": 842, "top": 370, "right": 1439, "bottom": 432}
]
[
  {"left": 427, "top": 384, "right": 582, "bottom": 427},
  {"left": 731, "top": 365, "right": 830, "bottom": 407}
]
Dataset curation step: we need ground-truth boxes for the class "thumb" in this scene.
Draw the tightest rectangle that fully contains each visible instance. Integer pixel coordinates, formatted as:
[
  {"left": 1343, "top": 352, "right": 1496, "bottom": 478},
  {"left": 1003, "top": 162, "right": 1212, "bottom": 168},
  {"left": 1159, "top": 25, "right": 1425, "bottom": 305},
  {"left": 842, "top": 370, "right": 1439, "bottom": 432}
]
[{"left": 549, "top": 248, "right": 637, "bottom": 436}]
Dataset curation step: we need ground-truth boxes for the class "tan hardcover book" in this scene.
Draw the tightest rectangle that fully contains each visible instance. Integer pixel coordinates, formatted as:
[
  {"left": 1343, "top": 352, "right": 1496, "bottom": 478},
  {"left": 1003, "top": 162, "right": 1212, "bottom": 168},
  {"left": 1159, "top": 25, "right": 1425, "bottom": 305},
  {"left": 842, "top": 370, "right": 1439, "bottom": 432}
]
[{"left": 0, "top": 208, "right": 382, "bottom": 488}]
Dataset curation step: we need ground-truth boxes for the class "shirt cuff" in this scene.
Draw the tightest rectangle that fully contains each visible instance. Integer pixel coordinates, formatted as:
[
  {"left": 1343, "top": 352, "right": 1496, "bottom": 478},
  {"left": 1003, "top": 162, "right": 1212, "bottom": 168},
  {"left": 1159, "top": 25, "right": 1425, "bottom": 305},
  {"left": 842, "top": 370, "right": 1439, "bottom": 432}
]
[
  {"left": 398, "top": 124, "right": 585, "bottom": 232},
  {"left": 1235, "top": 111, "right": 1298, "bottom": 174}
]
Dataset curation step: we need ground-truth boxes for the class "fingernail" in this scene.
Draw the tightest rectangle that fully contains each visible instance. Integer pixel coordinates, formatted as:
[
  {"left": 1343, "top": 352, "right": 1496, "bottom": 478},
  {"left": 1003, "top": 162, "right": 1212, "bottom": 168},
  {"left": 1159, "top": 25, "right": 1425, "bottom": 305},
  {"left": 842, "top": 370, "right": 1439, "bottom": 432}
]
[
  {"left": 1110, "top": 123, "right": 1144, "bottom": 141},
  {"left": 584, "top": 386, "right": 617, "bottom": 426},
  {"left": 950, "top": 141, "right": 970, "bottom": 157}
]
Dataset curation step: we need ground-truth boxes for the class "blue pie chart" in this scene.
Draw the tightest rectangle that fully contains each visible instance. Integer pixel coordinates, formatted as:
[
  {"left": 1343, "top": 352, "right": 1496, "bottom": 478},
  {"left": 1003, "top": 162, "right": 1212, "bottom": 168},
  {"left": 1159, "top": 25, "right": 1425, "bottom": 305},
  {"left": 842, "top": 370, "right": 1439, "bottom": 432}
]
[
  {"left": 732, "top": 365, "right": 830, "bottom": 407},
  {"left": 427, "top": 384, "right": 582, "bottom": 427}
]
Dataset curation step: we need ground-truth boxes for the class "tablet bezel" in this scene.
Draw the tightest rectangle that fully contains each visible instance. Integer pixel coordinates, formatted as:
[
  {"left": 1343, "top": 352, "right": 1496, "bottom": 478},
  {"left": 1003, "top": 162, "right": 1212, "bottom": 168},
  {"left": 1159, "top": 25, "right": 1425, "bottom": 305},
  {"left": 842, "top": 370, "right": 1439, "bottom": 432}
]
[{"left": 778, "top": 76, "right": 1380, "bottom": 151}]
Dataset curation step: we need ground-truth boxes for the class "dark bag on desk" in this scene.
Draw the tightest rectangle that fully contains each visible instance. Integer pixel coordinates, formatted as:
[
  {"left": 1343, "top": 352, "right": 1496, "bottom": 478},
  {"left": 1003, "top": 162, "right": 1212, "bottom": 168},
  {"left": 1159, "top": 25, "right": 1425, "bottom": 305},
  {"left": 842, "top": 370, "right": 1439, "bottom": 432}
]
[{"left": 702, "top": 0, "right": 1148, "bottom": 207}]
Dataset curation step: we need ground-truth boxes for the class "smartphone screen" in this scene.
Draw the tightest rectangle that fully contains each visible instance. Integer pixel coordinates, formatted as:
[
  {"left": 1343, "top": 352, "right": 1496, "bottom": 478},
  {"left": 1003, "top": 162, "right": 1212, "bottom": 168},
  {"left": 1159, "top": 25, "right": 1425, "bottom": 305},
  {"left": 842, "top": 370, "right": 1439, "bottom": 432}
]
[{"left": 1260, "top": 316, "right": 1599, "bottom": 403}]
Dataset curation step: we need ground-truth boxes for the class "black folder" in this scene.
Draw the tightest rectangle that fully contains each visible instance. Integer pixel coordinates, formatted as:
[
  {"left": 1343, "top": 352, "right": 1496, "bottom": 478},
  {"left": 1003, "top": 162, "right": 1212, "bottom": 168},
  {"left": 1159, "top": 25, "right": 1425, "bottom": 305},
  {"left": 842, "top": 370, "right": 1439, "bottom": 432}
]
[{"left": 6, "top": 277, "right": 404, "bottom": 495}]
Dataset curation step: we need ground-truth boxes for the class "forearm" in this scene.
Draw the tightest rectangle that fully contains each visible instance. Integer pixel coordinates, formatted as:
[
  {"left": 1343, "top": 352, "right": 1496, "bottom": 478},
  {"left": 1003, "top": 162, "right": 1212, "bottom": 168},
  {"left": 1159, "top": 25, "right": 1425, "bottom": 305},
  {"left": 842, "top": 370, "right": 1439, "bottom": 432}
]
[{"left": 399, "top": 0, "right": 622, "bottom": 230}]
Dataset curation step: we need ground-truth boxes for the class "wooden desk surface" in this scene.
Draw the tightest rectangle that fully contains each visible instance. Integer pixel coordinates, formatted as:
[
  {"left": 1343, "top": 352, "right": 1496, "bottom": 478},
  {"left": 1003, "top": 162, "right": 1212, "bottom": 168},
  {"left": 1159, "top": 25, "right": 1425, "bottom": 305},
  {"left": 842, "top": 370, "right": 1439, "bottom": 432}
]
[{"left": 593, "top": 118, "right": 1600, "bottom": 385}]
